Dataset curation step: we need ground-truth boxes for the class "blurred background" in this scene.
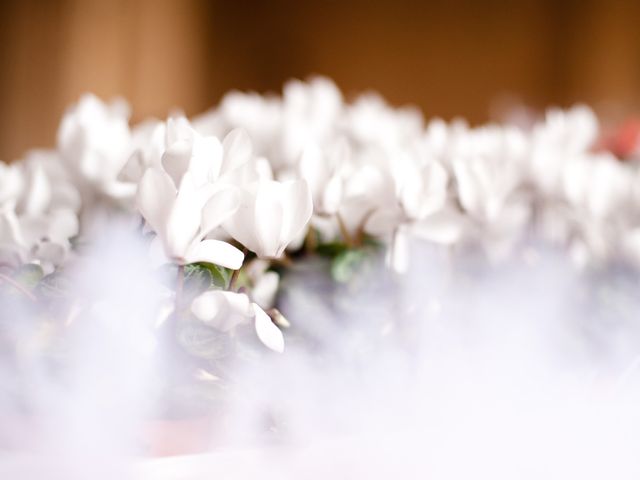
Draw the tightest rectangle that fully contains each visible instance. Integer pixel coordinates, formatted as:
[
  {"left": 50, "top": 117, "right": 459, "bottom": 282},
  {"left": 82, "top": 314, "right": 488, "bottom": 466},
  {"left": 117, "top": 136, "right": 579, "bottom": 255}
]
[{"left": 1, "top": 0, "right": 640, "bottom": 161}]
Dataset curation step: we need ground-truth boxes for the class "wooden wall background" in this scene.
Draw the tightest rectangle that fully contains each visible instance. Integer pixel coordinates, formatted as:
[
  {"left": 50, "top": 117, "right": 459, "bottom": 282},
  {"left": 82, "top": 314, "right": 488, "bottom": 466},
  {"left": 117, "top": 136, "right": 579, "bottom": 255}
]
[{"left": 1, "top": 0, "right": 640, "bottom": 161}]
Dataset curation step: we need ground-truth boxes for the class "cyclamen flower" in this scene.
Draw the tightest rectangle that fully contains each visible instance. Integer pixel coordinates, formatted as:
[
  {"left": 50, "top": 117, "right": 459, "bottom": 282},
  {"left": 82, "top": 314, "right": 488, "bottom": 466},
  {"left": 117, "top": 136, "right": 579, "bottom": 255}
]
[
  {"left": 223, "top": 179, "right": 313, "bottom": 259},
  {"left": 362, "top": 153, "right": 460, "bottom": 272},
  {"left": 191, "top": 290, "right": 284, "bottom": 352},
  {"left": 364, "top": 156, "right": 450, "bottom": 236},
  {"left": 137, "top": 167, "right": 243, "bottom": 269},
  {"left": 343, "top": 93, "right": 423, "bottom": 149},
  {"left": 450, "top": 127, "right": 530, "bottom": 248},
  {"left": 0, "top": 152, "right": 80, "bottom": 271},
  {"left": 530, "top": 106, "right": 599, "bottom": 195},
  {"left": 557, "top": 154, "right": 635, "bottom": 266},
  {"left": 57, "top": 94, "right": 135, "bottom": 200},
  {"left": 134, "top": 117, "right": 274, "bottom": 268},
  {"left": 118, "top": 119, "right": 167, "bottom": 184},
  {"left": 561, "top": 154, "right": 632, "bottom": 220},
  {"left": 298, "top": 140, "right": 346, "bottom": 216},
  {"left": 280, "top": 77, "right": 343, "bottom": 168}
]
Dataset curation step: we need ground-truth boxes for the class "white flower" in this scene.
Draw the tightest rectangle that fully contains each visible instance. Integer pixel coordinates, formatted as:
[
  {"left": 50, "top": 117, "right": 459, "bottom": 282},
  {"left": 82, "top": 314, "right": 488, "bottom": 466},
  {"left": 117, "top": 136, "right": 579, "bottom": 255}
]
[
  {"left": 365, "top": 156, "right": 449, "bottom": 236},
  {"left": 0, "top": 162, "right": 24, "bottom": 206},
  {"left": 362, "top": 152, "right": 460, "bottom": 272},
  {"left": 530, "top": 106, "right": 599, "bottom": 195},
  {"left": 118, "top": 119, "right": 167, "bottom": 184},
  {"left": 0, "top": 152, "right": 80, "bottom": 271},
  {"left": 57, "top": 94, "right": 135, "bottom": 200},
  {"left": 134, "top": 117, "right": 275, "bottom": 269},
  {"left": 223, "top": 179, "right": 313, "bottom": 258},
  {"left": 561, "top": 154, "right": 631, "bottom": 219},
  {"left": 218, "top": 91, "right": 283, "bottom": 158},
  {"left": 280, "top": 77, "right": 343, "bottom": 167},
  {"left": 191, "top": 290, "right": 284, "bottom": 352},
  {"left": 159, "top": 117, "right": 261, "bottom": 190},
  {"left": 343, "top": 93, "right": 423, "bottom": 149},
  {"left": 136, "top": 167, "right": 243, "bottom": 268},
  {"left": 450, "top": 126, "right": 530, "bottom": 252},
  {"left": 452, "top": 127, "right": 527, "bottom": 221},
  {"left": 298, "top": 140, "right": 346, "bottom": 216},
  {"left": 552, "top": 154, "right": 635, "bottom": 266}
]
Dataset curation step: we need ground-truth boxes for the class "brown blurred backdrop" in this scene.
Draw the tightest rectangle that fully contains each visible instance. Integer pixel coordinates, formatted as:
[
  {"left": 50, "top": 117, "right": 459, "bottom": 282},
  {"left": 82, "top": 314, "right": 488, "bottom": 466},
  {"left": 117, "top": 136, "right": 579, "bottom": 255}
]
[{"left": 1, "top": 0, "right": 640, "bottom": 161}]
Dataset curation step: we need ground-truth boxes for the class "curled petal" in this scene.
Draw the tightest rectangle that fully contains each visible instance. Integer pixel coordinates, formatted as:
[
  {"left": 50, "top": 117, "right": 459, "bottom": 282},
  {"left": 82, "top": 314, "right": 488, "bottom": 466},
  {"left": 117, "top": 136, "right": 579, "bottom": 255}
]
[
  {"left": 191, "top": 290, "right": 226, "bottom": 322},
  {"left": 165, "top": 172, "right": 202, "bottom": 258},
  {"left": 184, "top": 239, "right": 244, "bottom": 269},
  {"left": 254, "top": 182, "right": 285, "bottom": 257},
  {"left": 253, "top": 303, "right": 284, "bottom": 353},
  {"left": 192, "top": 290, "right": 251, "bottom": 331},
  {"left": 222, "top": 129, "right": 252, "bottom": 174},
  {"left": 201, "top": 186, "right": 240, "bottom": 235},
  {"left": 137, "top": 167, "right": 175, "bottom": 234}
]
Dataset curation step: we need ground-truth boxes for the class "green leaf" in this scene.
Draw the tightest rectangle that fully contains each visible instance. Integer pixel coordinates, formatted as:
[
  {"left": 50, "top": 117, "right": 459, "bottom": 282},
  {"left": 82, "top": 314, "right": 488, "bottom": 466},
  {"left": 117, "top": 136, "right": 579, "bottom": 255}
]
[
  {"left": 35, "top": 271, "right": 71, "bottom": 299},
  {"left": 331, "top": 249, "right": 368, "bottom": 283},
  {"left": 184, "top": 263, "right": 214, "bottom": 294},
  {"left": 13, "top": 264, "right": 44, "bottom": 288},
  {"left": 316, "top": 241, "right": 350, "bottom": 258},
  {"left": 194, "top": 262, "right": 231, "bottom": 289}
]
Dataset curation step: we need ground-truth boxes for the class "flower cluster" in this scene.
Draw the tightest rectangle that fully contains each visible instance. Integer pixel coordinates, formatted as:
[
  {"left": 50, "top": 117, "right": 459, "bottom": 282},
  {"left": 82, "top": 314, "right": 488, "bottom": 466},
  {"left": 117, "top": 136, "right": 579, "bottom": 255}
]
[{"left": 2, "top": 79, "right": 640, "bottom": 353}]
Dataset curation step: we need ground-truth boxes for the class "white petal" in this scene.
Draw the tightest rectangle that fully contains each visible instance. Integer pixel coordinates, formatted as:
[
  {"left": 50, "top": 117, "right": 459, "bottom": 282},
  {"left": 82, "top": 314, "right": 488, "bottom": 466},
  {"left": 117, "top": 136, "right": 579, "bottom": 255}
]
[
  {"left": 192, "top": 290, "right": 251, "bottom": 331},
  {"left": 453, "top": 160, "right": 481, "bottom": 215},
  {"left": 191, "top": 290, "right": 226, "bottom": 322},
  {"left": 34, "top": 241, "right": 66, "bottom": 265},
  {"left": 322, "top": 174, "right": 343, "bottom": 215},
  {"left": 278, "top": 179, "right": 313, "bottom": 255},
  {"left": 103, "top": 180, "right": 137, "bottom": 199},
  {"left": 119, "top": 151, "right": 145, "bottom": 182},
  {"left": 387, "top": 228, "right": 410, "bottom": 274},
  {"left": 201, "top": 186, "right": 240, "bottom": 235},
  {"left": 165, "top": 172, "right": 202, "bottom": 258},
  {"left": 223, "top": 290, "right": 253, "bottom": 316},
  {"left": 254, "top": 181, "right": 284, "bottom": 257},
  {"left": 46, "top": 209, "right": 79, "bottom": 242},
  {"left": 22, "top": 164, "right": 51, "bottom": 216},
  {"left": 222, "top": 129, "right": 252, "bottom": 174},
  {"left": 184, "top": 239, "right": 244, "bottom": 269},
  {"left": 223, "top": 187, "right": 260, "bottom": 254},
  {"left": 365, "top": 206, "right": 403, "bottom": 236},
  {"left": 411, "top": 209, "right": 465, "bottom": 244},
  {"left": 137, "top": 167, "right": 175, "bottom": 234},
  {"left": 253, "top": 303, "right": 284, "bottom": 353},
  {"left": 0, "top": 209, "right": 26, "bottom": 247},
  {"left": 298, "top": 143, "right": 325, "bottom": 200},
  {"left": 193, "top": 136, "right": 223, "bottom": 183},
  {"left": 161, "top": 141, "right": 193, "bottom": 186},
  {"left": 165, "top": 116, "right": 194, "bottom": 145}
]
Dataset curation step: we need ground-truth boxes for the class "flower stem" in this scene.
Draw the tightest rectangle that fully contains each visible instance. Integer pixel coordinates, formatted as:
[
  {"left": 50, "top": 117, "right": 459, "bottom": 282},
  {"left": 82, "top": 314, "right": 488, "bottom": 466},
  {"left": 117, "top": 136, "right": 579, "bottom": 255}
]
[
  {"left": 304, "top": 227, "right": 318, "bottom": 253},
  {"left": 228, "top": 247, "right": 249, "bottom": 292},
  {"left": 336, "top": 213, "right": 354, "bottom": 247}
]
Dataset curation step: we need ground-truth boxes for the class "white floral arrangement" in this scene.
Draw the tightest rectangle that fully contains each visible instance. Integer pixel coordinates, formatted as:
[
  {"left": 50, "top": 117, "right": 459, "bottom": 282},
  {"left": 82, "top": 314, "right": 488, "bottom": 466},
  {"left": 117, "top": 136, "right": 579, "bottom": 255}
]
[{"left": 1, "top": 77, "right": 639, "bottom": 412}]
